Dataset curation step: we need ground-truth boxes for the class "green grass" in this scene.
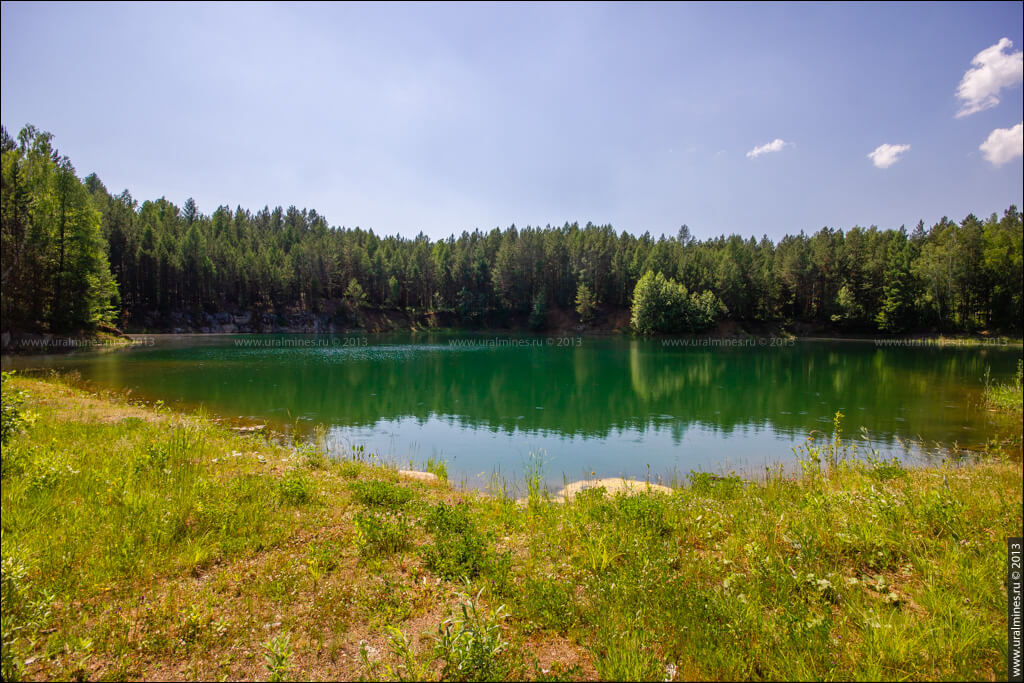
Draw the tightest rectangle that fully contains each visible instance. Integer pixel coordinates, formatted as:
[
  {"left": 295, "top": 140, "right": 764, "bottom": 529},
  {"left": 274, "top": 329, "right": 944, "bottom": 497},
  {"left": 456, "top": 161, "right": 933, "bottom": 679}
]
[
  {"left": 350, "top": 480, "right": 415, "bottom": 508},
  {"left": 1, "top": 374, "right": 1021, "bottom": 681},
  {"left": 984, "top": 358, "right": 1023, "bottom": 414}
]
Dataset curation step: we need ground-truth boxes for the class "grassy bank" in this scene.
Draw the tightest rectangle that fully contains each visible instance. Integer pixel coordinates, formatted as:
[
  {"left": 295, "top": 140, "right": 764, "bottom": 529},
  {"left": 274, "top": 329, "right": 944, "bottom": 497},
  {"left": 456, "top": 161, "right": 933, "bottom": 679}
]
[
  {"left": 1, "top": 375, "right": 1021, "bottom": 681},
  {"left": 985, "top": 359, "right": 1023, "bottom": 414}
]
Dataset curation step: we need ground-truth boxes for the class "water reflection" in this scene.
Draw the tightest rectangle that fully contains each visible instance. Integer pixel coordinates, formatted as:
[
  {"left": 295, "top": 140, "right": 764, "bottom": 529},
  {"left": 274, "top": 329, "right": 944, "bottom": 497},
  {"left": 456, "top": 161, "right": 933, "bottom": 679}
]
[{"left": 5, "top": 334, "right": 1019, "bottom": 484}]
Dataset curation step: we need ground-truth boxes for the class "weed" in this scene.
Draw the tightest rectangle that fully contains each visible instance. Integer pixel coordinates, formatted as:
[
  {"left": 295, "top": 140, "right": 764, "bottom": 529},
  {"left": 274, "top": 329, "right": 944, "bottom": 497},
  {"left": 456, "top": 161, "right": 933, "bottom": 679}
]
[
  {"left": 381, "top": 625, "right": 433, "bottom": 682},
  {"left": 263, "top": 633, "right": 293, "bottom": 682},
  {"left": 425, "top": 457, "right": 449, "bottom": 484},
  {"left": 578, "top": 530, "right": 622, "bottom": 573},
  {"left": 338, "top": 459, "right": 363, "bottom": 479},
  {"left": 516, "top": 578, "right": 578, "bottom": 634},
  {"left": 277, "top": 471, "right": 314, "bottom": 505},
  {"left": 421, "top": 503, "right": 491, "bottom": 581},
  {"left": 354, "top": 510, "right": 412, "bottom": 559},
  {"left": 1, "top": 372, "right": 33, "bottom": 446},
  {"left": 357, "top": 576, "right": 415, "bottom": 625},
  {"left": 298, "top": 443, "right": 328, "bottom": 470},
  {"left": 615, "top": 492, "right": 672, "bottom": 538},
  {"left": 178, "top": 605, "right": 208, "bottom": 647},
  {"left": 350, "top": 480, "right": 414, "bottom": 508},
  {"left": 436, "top": 588, "right": 509, "bottom": 682},
  {"left": 591, "top": 630, "right": 663, "bottom": 682},
  {"left": 524, "top": 450, "right": 547, "bottom": 508},
  {"left": 687, "top": 471, "right": 744, "bottom": 498},
  {"left": 865, "top": 457, "right": 908, "bottom": 482},
  {"left": 917, "top": 488, "right": 965, "bottom": 539},
  {"left": 983, "top": 359, "right": 1023, "bottom": 414}
]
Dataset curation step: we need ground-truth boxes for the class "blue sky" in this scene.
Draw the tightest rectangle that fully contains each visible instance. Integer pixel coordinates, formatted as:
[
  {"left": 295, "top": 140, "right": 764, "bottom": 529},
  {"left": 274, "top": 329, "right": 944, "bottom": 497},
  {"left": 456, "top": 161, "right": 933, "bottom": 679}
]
[{"left": 2, "top": 1, "right": 1022, "bottom": 240}]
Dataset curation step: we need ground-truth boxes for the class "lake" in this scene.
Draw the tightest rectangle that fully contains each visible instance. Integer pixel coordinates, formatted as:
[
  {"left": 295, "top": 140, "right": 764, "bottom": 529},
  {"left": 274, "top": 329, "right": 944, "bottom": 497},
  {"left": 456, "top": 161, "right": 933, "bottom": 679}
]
[{"left": 4, "top": 334, "right": 1020, "bottom": 490}]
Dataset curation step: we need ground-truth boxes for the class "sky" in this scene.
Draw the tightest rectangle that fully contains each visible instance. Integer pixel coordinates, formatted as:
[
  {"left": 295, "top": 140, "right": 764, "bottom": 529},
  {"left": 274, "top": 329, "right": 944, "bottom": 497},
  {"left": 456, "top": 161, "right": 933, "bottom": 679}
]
[{"left": 2, "top": 1, "right": 1022, "bottom": 241}]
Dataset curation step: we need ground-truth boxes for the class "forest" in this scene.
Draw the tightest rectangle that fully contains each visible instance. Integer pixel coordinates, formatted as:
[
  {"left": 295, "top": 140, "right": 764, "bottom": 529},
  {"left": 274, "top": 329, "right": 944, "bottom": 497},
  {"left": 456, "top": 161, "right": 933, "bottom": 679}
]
[{"left": 2, "top": 124, "right": 1022, "bottom": 335}]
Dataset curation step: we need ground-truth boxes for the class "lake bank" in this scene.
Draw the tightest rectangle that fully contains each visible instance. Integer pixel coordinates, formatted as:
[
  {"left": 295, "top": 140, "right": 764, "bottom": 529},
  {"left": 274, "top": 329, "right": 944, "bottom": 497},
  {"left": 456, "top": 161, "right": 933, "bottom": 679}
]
[{"left": 2, "top": 374, "right": 1020, "bottom": 681}]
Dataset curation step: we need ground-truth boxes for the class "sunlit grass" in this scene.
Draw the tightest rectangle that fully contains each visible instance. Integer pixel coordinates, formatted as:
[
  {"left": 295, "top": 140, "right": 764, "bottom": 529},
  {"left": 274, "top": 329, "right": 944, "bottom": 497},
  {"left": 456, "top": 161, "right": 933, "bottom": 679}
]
[
  {"left": 985, "top": 358, "right": 1023, "bottom": 414},
  {"left": 1, "top": 374, "right": 1020, "bottom": 681}
]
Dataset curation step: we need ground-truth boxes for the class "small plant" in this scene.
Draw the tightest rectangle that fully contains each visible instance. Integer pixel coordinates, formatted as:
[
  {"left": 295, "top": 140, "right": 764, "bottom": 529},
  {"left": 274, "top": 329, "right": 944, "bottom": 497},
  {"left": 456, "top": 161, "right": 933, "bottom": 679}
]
[
  {"left": 425, "top": 457, "right": 449, "bottom": 484},
  {"left": 354, "top": 510, "right": 412, "bottom": 558},
  {"left": 298, "top": 443, "right": 327, "bottom": 470},
  {"left": 436, "top": 588, "right": 509, "bottom": 682},
  {"left": 615, "top": 492, "right": 672, "bottom": 538},
  {"left": 263, "top": 633, "right": 293, "bottom": 682},
  {"left": 518, "top": 578, "right": 578, "bottom": 633},
  {"left": 338, "top": 459, "right": 363, "bottom": 479},
  {"left": 591, "top": 630, "right": 663, "bottom": 682},
  {"left": 350, "top": 480, "right": 414, "bottom": 508},
  {"left": 983, "top": 359, "right": 1023, "bottom": 414},
  {"left": 421, "top": 503, "right": 491, "bottom": 580},
  {"left": 1, "top": 372, "right": 33, "bottom": 446},
  {"left": 178, "top": 605, "right": 208, "bottom": 646},
  {"left": 305, "top": 541, "right": 340, "bottom": 591},
  {"left": 865, "top": 457, "right": 908, "bottom": 482},
  {"left": 579, "top": 531, "right": 621, "bottom": 573},
  {"left": 382, "top": 625, "right": 433, "bottom": 682},
  {"left": 687, "top": 471, "right": 744, "bottom": 498},
  {"left": 277, "top": 471, "right": 314, "bottom": 505},
  {"left": 524, "top": 450, "right": 547, "bottom": 508},
  {"left": 917, "top": 489, "right": 965, "bottom": 539}
]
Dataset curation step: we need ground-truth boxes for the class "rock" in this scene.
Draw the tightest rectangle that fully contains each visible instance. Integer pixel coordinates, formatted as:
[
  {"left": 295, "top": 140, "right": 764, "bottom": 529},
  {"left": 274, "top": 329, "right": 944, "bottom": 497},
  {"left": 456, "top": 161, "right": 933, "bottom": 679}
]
[
  {"left": 559, "top": 477, "right": 673, "bottom": 499},
  {"left": 231, "top": 425, "right": 266, "bottom": 433},
  {"left": 398, "top": 470, "right": 440, "bottom": 483},
  {"left": 521, "top": 477, "right": 674, "bottom": 504}
]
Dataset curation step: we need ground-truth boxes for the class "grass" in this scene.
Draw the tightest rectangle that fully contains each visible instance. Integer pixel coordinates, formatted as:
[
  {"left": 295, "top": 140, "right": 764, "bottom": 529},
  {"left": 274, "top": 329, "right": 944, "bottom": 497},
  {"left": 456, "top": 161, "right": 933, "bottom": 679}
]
[
  {"left": 984, "top": 358, "right": 1023, "bottom": 415},
  {"left": 1, "top": 373, "right": 1021, "bottom": 681}
]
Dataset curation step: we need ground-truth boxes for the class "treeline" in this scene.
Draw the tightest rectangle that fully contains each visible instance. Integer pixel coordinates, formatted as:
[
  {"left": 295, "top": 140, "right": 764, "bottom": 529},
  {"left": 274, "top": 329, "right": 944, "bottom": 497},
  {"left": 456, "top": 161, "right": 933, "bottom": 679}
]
[
  {"left": 2, "top": 124, "right": 1022, "bottom": 333},
  {"left": 1, "top": 126, "right": 119, "bottom": 332}
]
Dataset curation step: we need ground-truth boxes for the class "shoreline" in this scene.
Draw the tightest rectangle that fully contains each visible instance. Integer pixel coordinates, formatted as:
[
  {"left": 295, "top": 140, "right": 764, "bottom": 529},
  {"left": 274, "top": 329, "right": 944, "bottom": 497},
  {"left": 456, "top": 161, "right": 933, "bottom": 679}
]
[{"left": 3, "top": 326, "right": 1020, "bottom": 357}]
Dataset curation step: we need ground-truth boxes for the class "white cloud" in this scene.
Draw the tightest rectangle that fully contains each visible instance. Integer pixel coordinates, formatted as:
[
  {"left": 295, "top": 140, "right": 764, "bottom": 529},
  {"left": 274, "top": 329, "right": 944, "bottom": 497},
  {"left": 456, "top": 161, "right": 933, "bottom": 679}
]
[
  {"left": 867, "top": 143, "right": 910, "bottom": 169},
  {"left": 979, "top": 122, "right": 1023, "bottom": 166},
  {"left": 746, "top": 138, "right": 788, "bottom": 158},
  {"left": 955, "top": 38, "right": 1023, "bottom": 118}
]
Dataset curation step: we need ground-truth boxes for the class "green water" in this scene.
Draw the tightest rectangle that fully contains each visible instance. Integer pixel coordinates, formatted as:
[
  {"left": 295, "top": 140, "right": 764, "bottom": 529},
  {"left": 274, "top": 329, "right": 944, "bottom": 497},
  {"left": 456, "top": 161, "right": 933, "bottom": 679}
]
[{"left": 5, "top": 334, "right": 1020, "bottom": 488}]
